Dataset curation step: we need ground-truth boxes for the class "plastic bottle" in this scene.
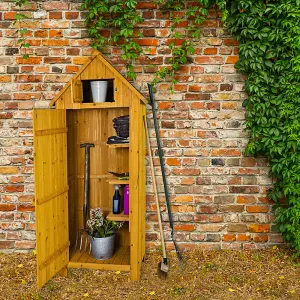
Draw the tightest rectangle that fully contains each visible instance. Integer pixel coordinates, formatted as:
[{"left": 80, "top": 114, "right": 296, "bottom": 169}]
[
  {"left": 112, "top": 185, "right": 121, "bottom": 214},
  {"left": 124, "top": 185, "right": 129, "bottom": 215}
]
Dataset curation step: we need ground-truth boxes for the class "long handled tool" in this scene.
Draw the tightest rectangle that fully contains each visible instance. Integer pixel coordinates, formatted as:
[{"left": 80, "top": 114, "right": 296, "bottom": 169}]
[
  {"left": 75, "top": 143, "right": 95, "bottom": 253},
  {"left": 148, "top": 83, "right": 183, "bottom": 264},
  {"left": 144, "top": 116, "right": 169, "bottom": 279}
]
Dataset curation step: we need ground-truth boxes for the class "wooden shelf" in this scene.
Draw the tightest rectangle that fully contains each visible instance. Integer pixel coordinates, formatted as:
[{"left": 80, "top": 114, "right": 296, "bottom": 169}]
[
  {"left": 106, "top": 143, "right": 129, "bottom": 148},
  {"left": 68, "top": 245, "right": 130, "bottom": 271},
  {"left": 106, "top": 178, "right": 129, "bottom": 185},
  {"left": 107, "top": 211, "right": 129, "bottom": 222},
  {"left": 75, "top": 103, "right": 129, "bottom": 109}
]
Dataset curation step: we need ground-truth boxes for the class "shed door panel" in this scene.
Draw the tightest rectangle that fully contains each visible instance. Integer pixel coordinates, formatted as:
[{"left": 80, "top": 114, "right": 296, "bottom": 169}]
[{"left": 33, "top": 109, "right": 69, "bottom": 289}]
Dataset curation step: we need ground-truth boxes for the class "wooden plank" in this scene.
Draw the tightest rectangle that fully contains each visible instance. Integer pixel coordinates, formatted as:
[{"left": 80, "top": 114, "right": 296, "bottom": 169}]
[
  {"left": 38, "top": 242, "right": 70, "bottom": 270},
  {"left": 34, "top": 109, "right": 69, "bottom": 289},
  {"left": 106, "top": 143, "right": 129, "bottom": 148},
  {"left": 113, "top": 246, "right": 127, "bottom": 265},
  {"left": 68, "top": 262, "right": 130, "bottom": 271},
  {"left": 107, "top": 211, "right": 129, "bottom": 222},
  {"left": 35, "top": 127, "right": 68, "bottom": 136},
  {"left": 140, "top": 104, "right": 146, "bottom": 262},
  {"left": 36, "top": 186, "right": 69, "bottom": 205},
  {"left": 71, "top": 79, "right": 83, "bottom": 103},
  {"left": 106, "top": 178, "right": 129, "bottom": 185},
  {"left": 70, "top": 249, "right": 85, "bottom": 262},
  {"left": 129, "top": 95, "right": 141, "bottom": 281},
  {"left": 122, "top": 246, "right": 130, "bottom": 265},
  {"left": 78, "top": 103, "right": 129, "bottom": 109}
]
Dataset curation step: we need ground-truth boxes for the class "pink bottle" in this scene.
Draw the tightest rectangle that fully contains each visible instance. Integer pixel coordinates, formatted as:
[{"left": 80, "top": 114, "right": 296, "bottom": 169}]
[{"left": 124, "top": 185, "right": 129, "bottom": 215}]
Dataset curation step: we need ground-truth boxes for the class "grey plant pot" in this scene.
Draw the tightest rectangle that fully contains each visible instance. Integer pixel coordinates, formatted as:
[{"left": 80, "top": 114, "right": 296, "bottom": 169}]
[{"left": 90, "top": 234, "right": 115, "bottom": 260}]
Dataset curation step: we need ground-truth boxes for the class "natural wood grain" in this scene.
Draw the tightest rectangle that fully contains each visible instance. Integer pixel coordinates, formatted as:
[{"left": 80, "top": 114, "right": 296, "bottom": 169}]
[
  {"left": 107, "top": 211, "right": 129, "bottom": 222},
  {"left": 34, "top": 109, "right": 69, "bottom": 289}
]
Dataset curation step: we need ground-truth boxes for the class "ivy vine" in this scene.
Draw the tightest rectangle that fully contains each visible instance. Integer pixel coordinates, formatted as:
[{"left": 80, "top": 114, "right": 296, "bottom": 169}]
[
  {"left": 83, "top": 0, "right": 300, "bottom": 252},
  {"left": 12, "top": 0, "right": 30, "bottom": 58},
  {"left": 82, "top": 0, "right": 144, "bottom": 79}
]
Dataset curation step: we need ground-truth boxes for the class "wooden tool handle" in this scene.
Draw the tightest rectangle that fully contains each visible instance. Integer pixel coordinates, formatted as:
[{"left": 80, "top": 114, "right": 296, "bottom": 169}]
[{"left": 144, "top": 116, "right": 167, "bottom": 259}]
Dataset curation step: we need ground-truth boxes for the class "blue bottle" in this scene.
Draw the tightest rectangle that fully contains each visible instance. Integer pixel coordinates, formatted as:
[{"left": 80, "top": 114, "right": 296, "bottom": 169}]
[{"left": 113, "top": 185, "right": 121, "bottom": 214}]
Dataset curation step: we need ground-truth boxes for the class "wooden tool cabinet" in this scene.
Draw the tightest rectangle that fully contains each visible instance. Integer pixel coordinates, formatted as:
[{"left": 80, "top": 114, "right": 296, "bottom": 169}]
[{"left": 33, "top": 50, "right": 146, "bottom": 289}]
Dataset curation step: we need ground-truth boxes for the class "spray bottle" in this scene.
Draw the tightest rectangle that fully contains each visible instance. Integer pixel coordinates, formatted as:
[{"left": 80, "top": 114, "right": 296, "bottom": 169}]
[{"left": 112, "top": 185, "right": 121, "bottom": 214}]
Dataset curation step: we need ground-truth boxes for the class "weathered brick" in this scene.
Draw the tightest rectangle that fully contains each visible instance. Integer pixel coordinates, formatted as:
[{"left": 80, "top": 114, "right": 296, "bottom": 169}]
[{"left": 228, "top": 224, "right": 247, "bottom": 233}]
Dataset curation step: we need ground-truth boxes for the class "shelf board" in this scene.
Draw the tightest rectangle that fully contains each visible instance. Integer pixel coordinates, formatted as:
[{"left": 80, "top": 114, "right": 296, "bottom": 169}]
[
  {"left": 106, "top": 178, "right": 129, "bottom": 185},
  {"left": 107, "top": 211, "right": 129, "bottom": 222},
  {"left": 76, "top": 103, "right": 129, "bottom": 109},
  {"left": 106, "top": 143, "right": 129, "bottom": 148},
  {"left": 69, "top": 245, "right": 130, "bottom": 271}
]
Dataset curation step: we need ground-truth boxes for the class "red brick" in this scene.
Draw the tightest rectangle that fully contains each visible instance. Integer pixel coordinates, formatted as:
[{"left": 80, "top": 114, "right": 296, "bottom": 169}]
[
  {"left": 0, "top": 204, "right": 15, "bottom": 211},
  {"left": 0, "top": 166, "right": 18, "bottom": 174},
  {"left": 224, "top": 38, "right": 239, "bottom": 46},
  {"left": 253, "top": 234, "right": 268, "bottom": 242},
  {"left": 212, "top": 149, "right": 241, "bottom": 157},
  {"left": 65, "top": 12, "right": 79, "bottom": 19},
  {"left": 42, "top": 40, "right": 69, "bottom": 46},
  {"left": 226, "top": 56, "right": 239, "bottom": 64},
  {"left": 0, "top": 241, "right": 14, "bottom": 249},
  {"left": 195, "top": 56, "right": 224, "bottom": 64},
  {"left": 4, "top": 12, "right": 17, "bottom": 20},
  {"left": 15, "top": 241, "right": 35, "bottom": 249},
  {"left": 237, "top": 196, "right": 256, "bottom": 204},
  {"left": 17, "top": 204, "right": 35, "bottom": 212},
  {"left": 246, "top": 206, "right": 269, "bottom": 213},
  {"left": 49, "top": 11, "right": 62, "bottom": 19},
  {"left": 196, "top": 75, "right": 224, "bottom": 83},
  {"left": 166, "top": 158, "right": 181, "bottom": 166},
  {"left": 223, "top": 234, "right": 236, "bottom": 242},
  {"left": 228, "top": 224, "right": 247, "bottom": 232},
  {"left": 159, "top": 102, "right": 174, "bottom": 110},
  {"left": 174, "top": 224, "right": 195, "bottom": 232},
  {"left": 237, "top": 234, "right": 251, "bottom": 242},
  {"left": 248, "top": 224, "right": 270, "bottom": 233},
  {"left": 5, "top": 185, "right": 24, "bottom": 193},
  {"left": 34, "top": 30, "right": 48, "bottom": 38},
  {"left": 204, "top": 48, "right": 217, "bottom": 55},
  {"left": 229, "top": 186, "right": 259, "bottom": 194},
  {"left": 172, "top": 196, "right": 193, "bottom": 203}
]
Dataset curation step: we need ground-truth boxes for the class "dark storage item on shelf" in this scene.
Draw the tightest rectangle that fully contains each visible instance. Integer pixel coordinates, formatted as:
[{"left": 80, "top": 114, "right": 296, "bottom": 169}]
[{"left": 113, "top": 115, "right": 129, "bottom": 138}]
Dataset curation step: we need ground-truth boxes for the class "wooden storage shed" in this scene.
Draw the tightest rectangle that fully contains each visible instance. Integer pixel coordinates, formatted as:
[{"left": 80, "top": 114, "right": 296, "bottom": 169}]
[{"left": 33, "top": 50, "right": 147, "bottom": 289}]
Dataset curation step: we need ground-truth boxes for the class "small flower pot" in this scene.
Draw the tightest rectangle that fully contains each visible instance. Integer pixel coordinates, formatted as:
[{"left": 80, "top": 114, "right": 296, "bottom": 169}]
[
  {"left": 90, "top": 234, "right": 115, "bottom": 260},
  {"left": 90, "top": 80, "right": 108, "bottom": 103}
]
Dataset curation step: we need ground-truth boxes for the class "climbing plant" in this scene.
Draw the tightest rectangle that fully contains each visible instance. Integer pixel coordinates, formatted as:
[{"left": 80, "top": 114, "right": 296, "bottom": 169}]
[
  {"left": 82, "top": 0, "right": 144, "bottom": 79},
  {"left": 83, "top": 0, "right": 300, "bottom": 252},
  {"left": 12, "top": 0, "right": 30, "bottom": 58}
]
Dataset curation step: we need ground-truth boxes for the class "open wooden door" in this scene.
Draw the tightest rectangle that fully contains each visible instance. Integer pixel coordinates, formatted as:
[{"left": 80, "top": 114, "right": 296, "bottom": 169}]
[{"left": 33, "top": 109, "right": 69, "bottom": 289}]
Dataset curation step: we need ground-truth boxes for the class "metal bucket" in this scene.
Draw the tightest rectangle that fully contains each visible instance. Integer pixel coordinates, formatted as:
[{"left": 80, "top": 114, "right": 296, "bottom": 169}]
[{"left": 90, "top": 234, "right": 115, "bottom": 260}]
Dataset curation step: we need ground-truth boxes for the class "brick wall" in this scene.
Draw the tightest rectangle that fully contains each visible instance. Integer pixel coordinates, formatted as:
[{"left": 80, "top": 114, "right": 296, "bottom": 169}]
[{"left": 0, "top": 0, "right": 283, "bottom": 252}]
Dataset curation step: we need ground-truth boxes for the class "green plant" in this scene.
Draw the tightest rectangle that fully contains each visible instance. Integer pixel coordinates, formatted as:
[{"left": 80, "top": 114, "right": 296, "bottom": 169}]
[
  {"left": 12, "top": 0, "right": 30, "bottom": 58},
  {"left": 87, "top": 208, "right": 123, "bottom": 238},
  {"left": 82, "top": 0, "right": 143, "bottom": 79}
]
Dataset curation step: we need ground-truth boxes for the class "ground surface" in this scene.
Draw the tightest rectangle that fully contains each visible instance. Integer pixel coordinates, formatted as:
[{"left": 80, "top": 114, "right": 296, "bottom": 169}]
[{"left": 0, "top": 248, "right": 299, "bottom": 299}]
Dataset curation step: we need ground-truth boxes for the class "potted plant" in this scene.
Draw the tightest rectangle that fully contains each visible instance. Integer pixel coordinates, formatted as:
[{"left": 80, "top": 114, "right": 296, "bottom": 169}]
[{"left": 87, "top": 208, "right": 123, "bottom": 260}]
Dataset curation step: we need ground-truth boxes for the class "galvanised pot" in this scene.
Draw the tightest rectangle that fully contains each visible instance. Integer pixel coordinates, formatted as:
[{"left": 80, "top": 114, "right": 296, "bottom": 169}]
[{"left": 90, "top": 234, "right": 115, "bottom": 260}]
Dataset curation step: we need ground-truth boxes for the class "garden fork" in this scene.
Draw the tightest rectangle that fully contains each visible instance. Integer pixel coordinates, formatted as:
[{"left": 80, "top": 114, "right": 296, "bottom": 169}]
[{"left": 74, "top": 143, "right": 95, "bottom": 253}]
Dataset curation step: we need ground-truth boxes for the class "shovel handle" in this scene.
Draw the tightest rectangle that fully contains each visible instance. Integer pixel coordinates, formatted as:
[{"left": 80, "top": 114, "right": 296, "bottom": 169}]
[
  {"left": 144, "top": 116, "right": 167, "bottom": 260},
  {"left": 80, "top": 143, "right": 95, "bottom": 229}
]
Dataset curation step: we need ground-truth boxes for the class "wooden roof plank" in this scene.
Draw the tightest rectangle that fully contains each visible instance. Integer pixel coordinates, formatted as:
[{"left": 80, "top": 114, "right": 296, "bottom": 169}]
[{"left": 49, "top": 50, "right": 147, "bottom": 107}]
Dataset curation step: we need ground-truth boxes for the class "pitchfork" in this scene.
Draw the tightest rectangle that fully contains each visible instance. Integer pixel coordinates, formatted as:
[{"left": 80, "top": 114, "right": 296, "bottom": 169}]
[{"left": 74, "top": 143, "right": 95, "bottom": 253}]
